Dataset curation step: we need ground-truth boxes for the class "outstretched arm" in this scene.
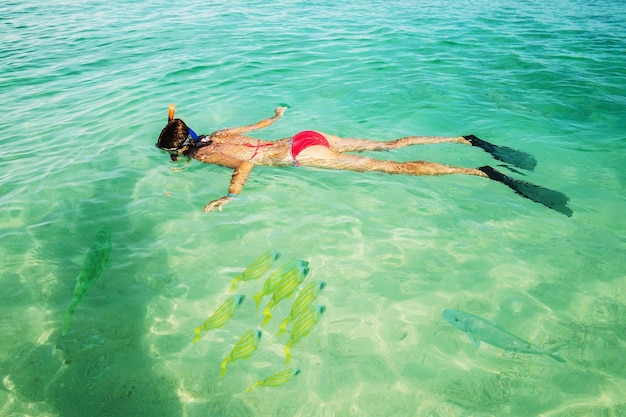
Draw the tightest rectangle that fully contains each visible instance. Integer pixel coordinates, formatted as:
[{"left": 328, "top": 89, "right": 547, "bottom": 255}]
[
  {"left": 203, "top": 159, "right": 254, "bottom": 212},
  {"left": 212, "top": 107, "right": 286, "bottom": 137}
]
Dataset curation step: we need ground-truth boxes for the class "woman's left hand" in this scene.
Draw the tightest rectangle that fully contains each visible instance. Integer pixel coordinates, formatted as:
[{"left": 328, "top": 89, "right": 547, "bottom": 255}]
[{"left": 274, "top": 106, "right": 286, "bottom": 117}]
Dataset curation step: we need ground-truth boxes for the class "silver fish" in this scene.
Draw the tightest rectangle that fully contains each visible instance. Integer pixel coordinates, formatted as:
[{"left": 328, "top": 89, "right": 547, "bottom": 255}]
[
  {"left": 192, "top": 294, "right": 246, "bottom": 344},
  {"left": 230, "top": 250, "right": 280, "bottom": 292},
  {"left": 246, "top": 368, "right": 301, "bottom": 392},
  {"left": 443, "top": 309, "right": 565, "bottom": 362},
  {"left": 277, "top": 281, "right": 326, "bottom": 335},
  {"left": 61, "top": 227, "right": 112, "bottom": 335},
  {"left": 220, "top": 329, "right": 262, "bottom": 377}
]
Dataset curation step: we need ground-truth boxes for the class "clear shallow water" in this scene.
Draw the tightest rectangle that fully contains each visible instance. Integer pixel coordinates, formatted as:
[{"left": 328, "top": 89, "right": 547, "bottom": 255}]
[{"left": 1, "top": 0, "right": 625, "bottom": 416}]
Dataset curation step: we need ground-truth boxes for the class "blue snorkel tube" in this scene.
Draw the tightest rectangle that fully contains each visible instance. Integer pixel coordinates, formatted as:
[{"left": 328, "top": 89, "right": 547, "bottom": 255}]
[{"left": 187, "top": 127, "right": 199, "bottom": 142}]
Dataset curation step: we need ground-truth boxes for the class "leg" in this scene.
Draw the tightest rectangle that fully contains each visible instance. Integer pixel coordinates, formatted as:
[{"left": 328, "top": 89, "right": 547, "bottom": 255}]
[
  {"left": 320, "top": 132, "right": 469, "bottom": 153},
  {"left": 297, "top": 148, "right": 570, "bottom": 215},
  {"left": 298, "top": 151, "right": 487, "bottom": 177},
  {"left": 321, "top": 132, "right": 537, "bottom": 171}
]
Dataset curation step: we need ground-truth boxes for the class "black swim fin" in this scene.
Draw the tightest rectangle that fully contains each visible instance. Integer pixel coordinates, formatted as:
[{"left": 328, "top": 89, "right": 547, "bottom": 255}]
[
  {"left": 465, "top": 135, "right": 537, "bottom": 171},
  {"left": 479, "top": 166, "right": 572, "bottom": 217}
]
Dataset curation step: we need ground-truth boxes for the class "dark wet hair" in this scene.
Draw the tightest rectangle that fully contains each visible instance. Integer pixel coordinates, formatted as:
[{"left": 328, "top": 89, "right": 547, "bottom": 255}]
[
  {"left": 156, "top": 118, "right": 204, "bottom": 161},
  {"left": 157, "top": 119, "right": 188, "bottom": 149}
]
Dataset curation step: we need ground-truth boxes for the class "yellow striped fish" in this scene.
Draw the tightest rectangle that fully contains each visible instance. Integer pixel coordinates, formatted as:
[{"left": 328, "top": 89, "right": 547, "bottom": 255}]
[
  {"left": 262, "top": 263, "right": 310, "bottom": 326},
  {"left": 61, "top": 227, "right": 112, "bottom": 336},
  {"left": 252, "top": 260, "right": 309, "bottom": 309},
  {"left": 220, "top": 329, "right": 262, "bottom": 377},
  {"left": 285, "top": 305, "right": 325, "bottom": 364},
  {"left": 246, "top": 368, "right": 301, "bottom": 392},
  {"left": 277, "top": 281, "right": 326, "bottom": 335},
  {"left": 230, "top": 250, "right": 280, "bottom": 292},
  {"left": 192, "top": 294, "right": 246, "bottom": 344}
]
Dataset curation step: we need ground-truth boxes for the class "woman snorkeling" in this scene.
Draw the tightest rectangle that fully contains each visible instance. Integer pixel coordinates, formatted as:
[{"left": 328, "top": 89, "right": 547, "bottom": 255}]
[{"left": 156, "top": 105, "right": 571, "bottom": 216}]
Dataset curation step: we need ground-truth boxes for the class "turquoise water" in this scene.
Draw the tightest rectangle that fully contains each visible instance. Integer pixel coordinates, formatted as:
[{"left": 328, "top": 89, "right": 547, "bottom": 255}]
[{"left": 1, "top": 0, "right": 625, "bottom": 415}]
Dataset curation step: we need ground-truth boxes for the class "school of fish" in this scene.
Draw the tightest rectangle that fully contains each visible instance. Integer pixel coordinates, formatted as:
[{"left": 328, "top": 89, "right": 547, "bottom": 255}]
[{"left": 189, "top": 251, "right": 325, "bottom": 390}]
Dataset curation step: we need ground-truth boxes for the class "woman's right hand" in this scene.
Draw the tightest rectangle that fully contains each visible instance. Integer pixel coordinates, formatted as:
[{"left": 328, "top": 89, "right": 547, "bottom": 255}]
[{"left": 203, "top": 195, "right": 235, "bottom": 212}]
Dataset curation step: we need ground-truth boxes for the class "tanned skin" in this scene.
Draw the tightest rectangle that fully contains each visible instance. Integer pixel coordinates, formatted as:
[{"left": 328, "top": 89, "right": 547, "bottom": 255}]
[{"left": 190, "top": 107, "right": 487, "bottom": 212}]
